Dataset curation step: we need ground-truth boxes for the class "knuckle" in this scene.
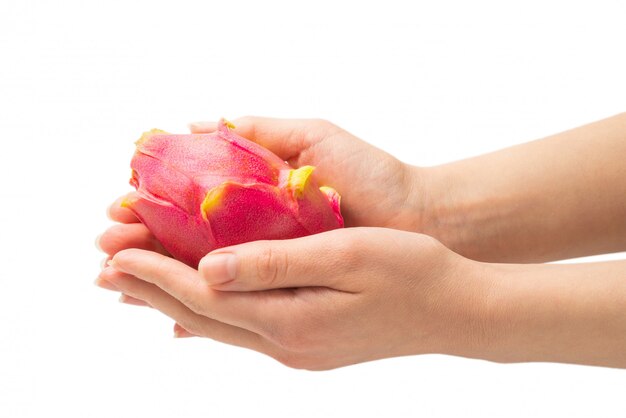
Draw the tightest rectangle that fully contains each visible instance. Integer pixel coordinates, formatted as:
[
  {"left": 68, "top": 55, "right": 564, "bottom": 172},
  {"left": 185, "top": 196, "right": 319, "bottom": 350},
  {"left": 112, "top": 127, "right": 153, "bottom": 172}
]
[
  {"left": 154, "top": 254, "right": 175, "bottom": 276},
  {"left": 255, "top": 246, "right": 288, "bottom": 286},
  {"left": 331, "top": 232, "right": 362, "bottom": 266},
  {"left": 152, "top": 257, "right": 206, "bottom": 315},
  {"left": 179, "top": 293, "right": 206, "bottom": 316}
]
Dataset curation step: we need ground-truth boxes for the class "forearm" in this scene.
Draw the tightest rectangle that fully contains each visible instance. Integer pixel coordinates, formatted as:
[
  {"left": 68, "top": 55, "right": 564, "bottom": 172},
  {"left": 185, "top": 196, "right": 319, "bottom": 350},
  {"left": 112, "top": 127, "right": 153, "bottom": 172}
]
[
  {"left": 468, "top": 260, "right": 626, "bottom": 368},
  {"left": 415, "top": 112, "right": 626, "bottom": 262}
]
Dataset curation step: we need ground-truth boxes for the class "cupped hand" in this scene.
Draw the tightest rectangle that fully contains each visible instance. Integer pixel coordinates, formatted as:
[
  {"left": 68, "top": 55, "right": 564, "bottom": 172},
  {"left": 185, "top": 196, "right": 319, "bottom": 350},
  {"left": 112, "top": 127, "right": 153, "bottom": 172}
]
[
  {"left": 97, "top": 116, "right": 425, "bottom": 268},
  {"left": 190, "top": 117, "right": 424, "bottom": 230},
  {"left": 96, "top": 227, "right": 493, "bottom": 370}
]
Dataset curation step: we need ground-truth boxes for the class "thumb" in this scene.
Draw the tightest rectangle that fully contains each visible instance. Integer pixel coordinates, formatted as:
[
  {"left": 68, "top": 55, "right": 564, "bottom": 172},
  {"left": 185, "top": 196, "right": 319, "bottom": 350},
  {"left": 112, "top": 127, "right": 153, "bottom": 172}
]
[{"left": 198, "top": 229, "right": 354, "bottom": 292}]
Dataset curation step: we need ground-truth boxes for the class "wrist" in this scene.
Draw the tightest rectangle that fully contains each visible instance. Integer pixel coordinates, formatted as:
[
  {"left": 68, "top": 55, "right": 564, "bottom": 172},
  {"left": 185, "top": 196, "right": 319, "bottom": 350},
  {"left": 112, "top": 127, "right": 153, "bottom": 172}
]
[
  {"left": 453, "top": 262, "right": 532, "bottom": 363},
  {"left": 404, "top": 164, "right": 469, "bottom": 253},
  {"left": 426, "top": 260, "right": 541, "bottom": 363},
  {"left": 412, "top": 254, "right": 505, "bottom": 360},
  {"left": 460, "top": 261, "right": 626, "bottom": 367},
  {"left": 396, "top": 163, "right": 440, "bottom": 234},
  {"left": 412, "top": 162, "right": 520, "bottom": 262}
]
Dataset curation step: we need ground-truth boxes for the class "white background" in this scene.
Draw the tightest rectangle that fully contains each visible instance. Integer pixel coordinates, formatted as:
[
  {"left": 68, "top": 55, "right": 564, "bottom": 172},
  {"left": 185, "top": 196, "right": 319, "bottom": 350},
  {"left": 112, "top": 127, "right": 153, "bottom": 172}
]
[{"left": 1, "top": 1, "right": 625, "bottom": 417}]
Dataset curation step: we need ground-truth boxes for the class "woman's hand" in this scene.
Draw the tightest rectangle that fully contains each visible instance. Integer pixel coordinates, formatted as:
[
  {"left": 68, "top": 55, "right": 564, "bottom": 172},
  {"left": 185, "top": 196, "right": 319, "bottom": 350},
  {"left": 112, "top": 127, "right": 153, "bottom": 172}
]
[
  {"left": 190, "top": 117, "right": 426, "bottom": 231},
  {"left": 98, "top": 116, "right": 428, "bottom": 273},
  {"left": 98, "top": 116, "right": 424, "bottom": 268},
  {"left": 96, "top": 222, "right": 626, "bottom": 369},
  {"left": 96, "top": 227, "right": 492, "bottom": 370}
]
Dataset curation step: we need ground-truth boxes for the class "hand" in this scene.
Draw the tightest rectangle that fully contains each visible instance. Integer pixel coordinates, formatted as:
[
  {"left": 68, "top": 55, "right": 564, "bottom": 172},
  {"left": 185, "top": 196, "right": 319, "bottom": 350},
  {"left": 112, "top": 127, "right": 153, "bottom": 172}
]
[
  {"left": 190, "top": 117, "right": 425, "bottom": 231},
  {"left": 96, "top": 227, "right": 492, "bottom": 370},
  {"left": 98, "top": 117, "right": 421, "bottom": 267},
  {"left": 96, "top": 114, "right": 626, "bottom": 369},
  {"left": 97, "top": 201, "right": 626, "bottom": 369},
  {"left": 98, "top": 116, "right": 425, "bottom": 270}
]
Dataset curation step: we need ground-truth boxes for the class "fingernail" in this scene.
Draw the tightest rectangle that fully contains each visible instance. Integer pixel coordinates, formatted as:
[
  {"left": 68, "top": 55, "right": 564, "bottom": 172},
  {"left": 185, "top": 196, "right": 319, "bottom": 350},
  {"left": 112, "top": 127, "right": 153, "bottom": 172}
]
[
  {"left": 95, "top": 277, "right": 119, "bottom": 291},
  {"left": 100, "top": 257, "right": 111, "bottom": 270},
  {"left": 199, "top": 253, "right": 236, "bottom": 286},
  {"left": 107, "top": 259, "right": 119, "bottom": 269}
]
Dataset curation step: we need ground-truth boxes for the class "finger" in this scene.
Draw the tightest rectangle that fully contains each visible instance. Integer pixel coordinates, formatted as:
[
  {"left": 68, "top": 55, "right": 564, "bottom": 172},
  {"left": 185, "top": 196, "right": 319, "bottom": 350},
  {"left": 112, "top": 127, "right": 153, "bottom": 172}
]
[
  {"left": 102, "top": 268, "right": 269, "bottom": 351},
  {"left": 97, "top": 223, "right": 168, "bottom": 256},
  {"left": 119, "top": 294, "right": 151, "bottom": 307},
  {"left": 188, "top": 121, "right": 218, "bottom": 133},
  {"left": 94, "top": 274, "right": 119, "bottom": 291},
  {"left": 198, "top": 229, "right": 358, "bottom": 292},
  {"left": 96, "top": 266, "right": 135, "bottom": 291},
  {"left": 234, "top": 116, "right": 333, "bottom": 161},
  {"left": 107, "top": 194, "right": 141, "bottom": 223},
  {"left": 110, "top": 249, "right": 280, "bottom": 334},
  {"left": 190, "top": 117, "right": 305, "bottom": 160},
  {"left": 206, "top": 116, "right": 335, "bottom": 161},
  {"left": 100, "top": 256, "right": 111, "bottom": 270},
  {"left": 173, "top": 323, "right": 196, "bottom": 338}
]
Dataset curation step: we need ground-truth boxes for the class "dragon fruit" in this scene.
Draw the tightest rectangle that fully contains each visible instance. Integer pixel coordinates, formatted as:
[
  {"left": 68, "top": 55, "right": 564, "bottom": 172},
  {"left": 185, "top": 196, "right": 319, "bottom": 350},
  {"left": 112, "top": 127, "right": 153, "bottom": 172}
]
[{"left": 122, "top": 119, "right": 343, "bottom": 267}]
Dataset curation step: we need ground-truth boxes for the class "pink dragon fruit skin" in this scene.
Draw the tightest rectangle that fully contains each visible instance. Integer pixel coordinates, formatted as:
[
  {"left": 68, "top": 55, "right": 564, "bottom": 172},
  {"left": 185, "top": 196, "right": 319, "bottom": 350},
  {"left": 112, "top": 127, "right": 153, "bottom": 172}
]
[{"left": 122, "top": 119, "right": 344, "bottom": 267}]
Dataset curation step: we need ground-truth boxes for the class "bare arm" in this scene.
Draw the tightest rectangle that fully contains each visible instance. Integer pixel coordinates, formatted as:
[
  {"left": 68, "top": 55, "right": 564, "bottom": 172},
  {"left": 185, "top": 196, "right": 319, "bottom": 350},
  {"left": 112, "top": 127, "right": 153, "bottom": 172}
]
[
  {"left": 98, "top": 226, "right": 626, "bottom": 369},
  {"left": 414, "top": 113, "right": 626, "bottom": 262},
  {"left": 473, "top": 259, "right": 626, "bottom": 368},
  {"left": 97, "top": 115, "right": 626, "bottom": 369}
]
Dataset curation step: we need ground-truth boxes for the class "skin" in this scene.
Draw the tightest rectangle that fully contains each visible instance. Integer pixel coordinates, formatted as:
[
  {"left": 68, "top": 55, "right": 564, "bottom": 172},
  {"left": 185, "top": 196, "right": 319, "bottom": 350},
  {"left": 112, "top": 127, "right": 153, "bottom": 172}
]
[
  {"left": 419, "top": 113, "right": 626, "bottom": 262},
  {"left": 96, "top": 114, "right": 626, "bottom": 370}
]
